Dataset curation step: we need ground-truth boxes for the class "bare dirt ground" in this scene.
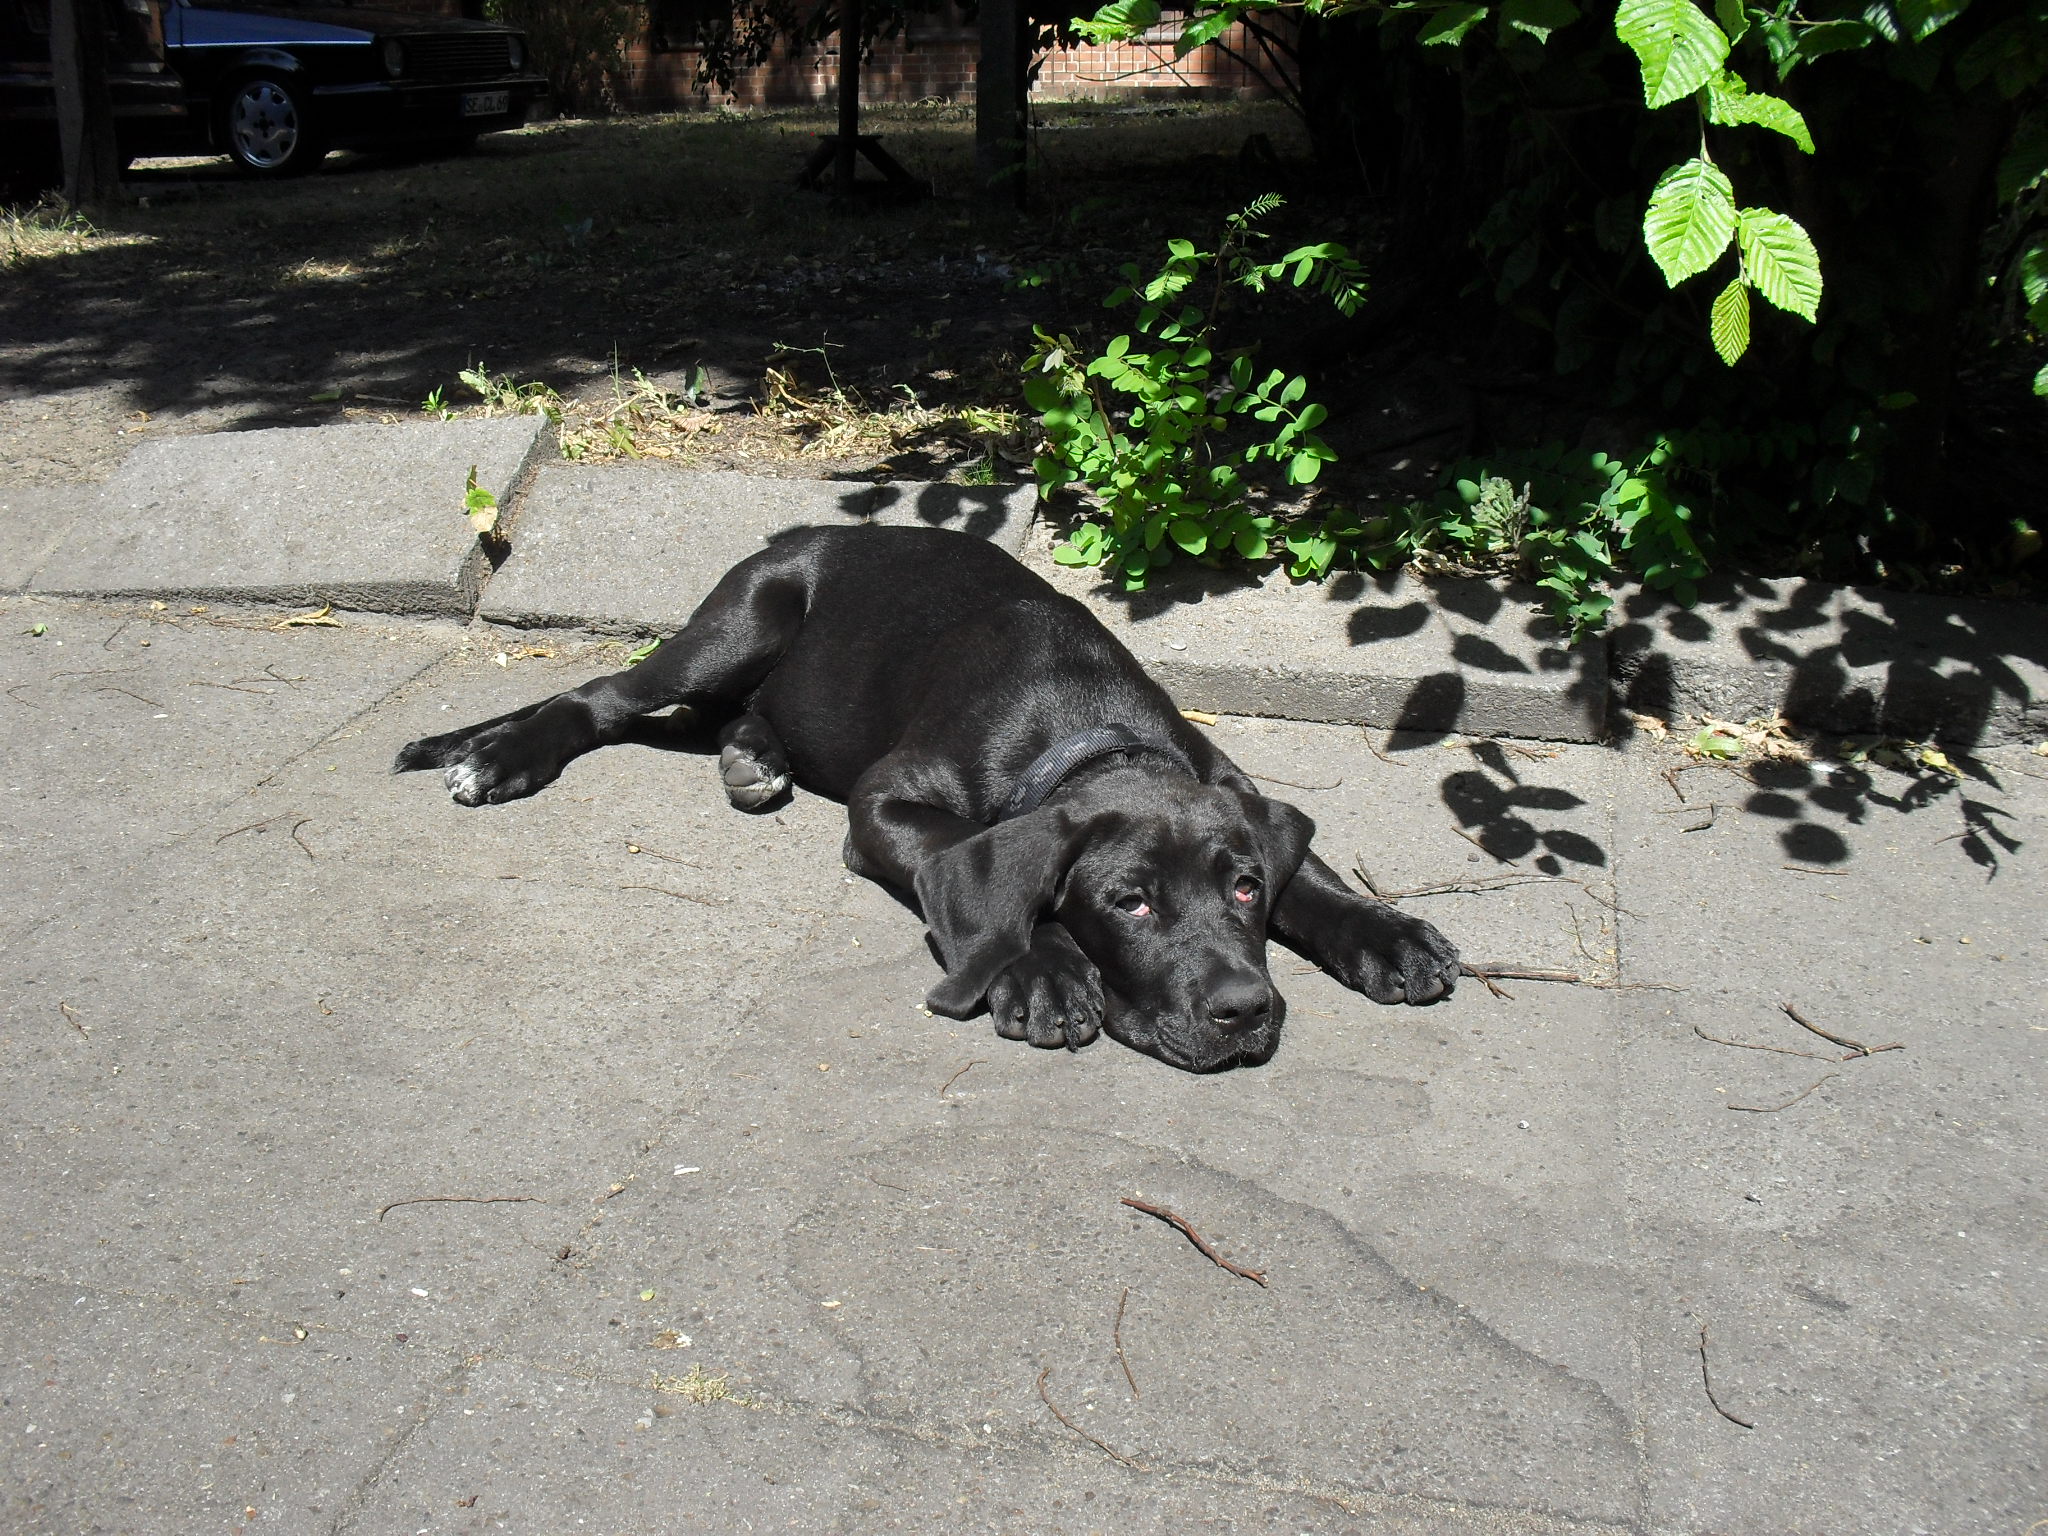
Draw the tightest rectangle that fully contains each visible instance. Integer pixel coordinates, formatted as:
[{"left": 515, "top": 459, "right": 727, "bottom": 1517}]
[{"left": 2, "top": 102, "right": 1470, "bottom": 510}]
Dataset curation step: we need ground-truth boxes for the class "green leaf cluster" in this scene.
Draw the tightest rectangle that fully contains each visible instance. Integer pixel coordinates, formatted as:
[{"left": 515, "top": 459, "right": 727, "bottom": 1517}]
[{"left": 1025, "top": 198, "right": 1363, "bottom": 589}]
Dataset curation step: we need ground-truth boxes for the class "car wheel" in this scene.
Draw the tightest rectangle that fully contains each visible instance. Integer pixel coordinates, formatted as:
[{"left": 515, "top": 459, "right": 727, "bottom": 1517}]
[{"left": 220, "top": 76, "right": 325, "bottom": 175}]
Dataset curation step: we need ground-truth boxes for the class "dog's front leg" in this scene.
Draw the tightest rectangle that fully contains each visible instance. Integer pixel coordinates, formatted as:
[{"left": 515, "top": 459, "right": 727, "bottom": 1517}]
[
  {"left": 1271, "top": 852, "right": 1462, "bottom": 1004},
  {"left": 845, "top": 783, "right": 1105, "bottom": 1049}
]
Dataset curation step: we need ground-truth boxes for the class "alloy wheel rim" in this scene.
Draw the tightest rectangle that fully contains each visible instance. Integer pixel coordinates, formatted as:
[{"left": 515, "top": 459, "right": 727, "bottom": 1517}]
[{"left": 230, "top": 82, "right": 298, "bottom": 168}]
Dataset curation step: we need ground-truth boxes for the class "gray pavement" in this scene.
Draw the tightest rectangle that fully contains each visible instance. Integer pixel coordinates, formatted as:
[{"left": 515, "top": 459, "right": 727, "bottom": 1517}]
[
  {"left": 2, "top": 423, "right": 2045, "bottom": 1532},
  {"left": 2, "top": 592, "right": 2042, "bottom": 1535}
]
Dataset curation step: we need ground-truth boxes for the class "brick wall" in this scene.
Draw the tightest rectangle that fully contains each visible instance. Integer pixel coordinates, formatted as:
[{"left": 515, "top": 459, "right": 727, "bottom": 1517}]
[{"left": 617, "top": 13, "right": 1268, "bottom": 111}]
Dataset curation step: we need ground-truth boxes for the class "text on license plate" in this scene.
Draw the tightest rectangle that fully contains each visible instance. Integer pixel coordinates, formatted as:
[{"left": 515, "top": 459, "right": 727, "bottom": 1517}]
[{"left": 462, "top": 90, "right": 509, "bottom": 117}]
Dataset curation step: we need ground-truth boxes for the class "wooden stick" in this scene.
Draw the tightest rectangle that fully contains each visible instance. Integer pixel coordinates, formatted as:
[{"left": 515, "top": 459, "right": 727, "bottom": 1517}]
[
  {"left": 1779, "top": 1001, "right": 1900, "bottom": 1058},
  {"left": 1727, "top": 1073, "right": 1835, "bottom": 1113},
  {"left": 1036, "top": 1367, "right": 1142, "bottom": 1467},
  {"left": 938, "top": 1059, "right": 986, "bottom": 1097},
  {"left": 1120, "top": 1197, "right": 1267, "bottom": 1286},
  {"left": 376, "top": 1194, "right": 542, "bottom": 1221},
  {"left": 1114, "top": 1287, "right": 1139, "bottom": 1398},
  {"left": 1697, "top": 1323, "right": 1755, "bottom": 1428},
  {"left": 1692, "top": 1024, "right": 1835, "bottom": 1062}
]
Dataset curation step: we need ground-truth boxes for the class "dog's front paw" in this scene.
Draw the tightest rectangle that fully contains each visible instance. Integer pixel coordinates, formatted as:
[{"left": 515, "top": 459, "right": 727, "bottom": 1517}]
[
  {"left": 395, "top": 707, "right": 584, "bottom": 807},
  {"left": 986, "top": 925, "right": 1105, "bottom": 1050},
  {"left": 1334, "top": 906, "right": 1462, "bottom": 1005}
]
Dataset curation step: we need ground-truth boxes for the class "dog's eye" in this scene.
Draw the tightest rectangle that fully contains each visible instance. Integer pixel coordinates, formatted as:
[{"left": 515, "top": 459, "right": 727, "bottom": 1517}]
[
  {"left": 1115, "top": 894, "right": 1152, "bottom": 917},
  {"left": 1233, "top": 877, "right": 1260, "bottom": 904}
]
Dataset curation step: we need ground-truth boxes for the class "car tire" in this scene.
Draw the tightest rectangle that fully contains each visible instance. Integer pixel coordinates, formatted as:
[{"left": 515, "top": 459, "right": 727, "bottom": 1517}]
[{"left": 220, "top": 75, "right": 325, "bottom": 176}]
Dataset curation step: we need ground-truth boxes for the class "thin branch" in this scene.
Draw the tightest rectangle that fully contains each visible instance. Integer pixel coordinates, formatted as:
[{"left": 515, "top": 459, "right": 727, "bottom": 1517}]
[
  {"left": 1697, "top": 1323, "right": 1754, "bottom": 1428},
  {"left": 95, "top": 685, "right": 164, "bottom": 709},
  {"left": 58, "top": 1000, "right": 88, "bottom": 1038},
  {"left": 1114, "top": 1287, "right": 1139, "bottom": 1398},
  {"left": 1120, "top": 1197, "right": 1267, "bottom": 1286},
  {"left": 938, "top": 1059, "right": 986, "bottom": 1097},
  {"left": 1727, "top": 1073, "right": 1835, "bottom": 1113},
  {"left": 624, "top": 841, "right": 698, "bottom": 866},
  {"left": 1465, "top": 964, "right": 1582, "bottom": 984},
  {"left": 377, "top": 1194, "right": 542, "bottom": 1221},
  {"left": 1779, "top": 1001, "right": 1900, "bottom": 1058},
  {"left": 1692, "top": 1023, "right": 1836, "bottom": 1061},
  {"left": 617, "top": 883, "right": 721, "bottom": 906},
  {"left": 1246, "top": 770, "right": 1343, "bottom": 791},
  {"left": 1361, "top": 732, "right": 1413, "bottom": 768},
  {"left": 1036, "top": 1367, "right": 1142, "bottom": 1467},
  {"left": 1452, "top": 825, "right": 1518, "bottom": 865},
  {"left": 1782, "top": 865, "right": 1849, "bottom": 876}
]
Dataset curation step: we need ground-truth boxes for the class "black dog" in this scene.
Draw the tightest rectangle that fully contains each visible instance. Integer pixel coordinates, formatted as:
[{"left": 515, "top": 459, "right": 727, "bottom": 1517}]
[{"left": 395, "top": 526, "right": 1460, "bottom": 1072}]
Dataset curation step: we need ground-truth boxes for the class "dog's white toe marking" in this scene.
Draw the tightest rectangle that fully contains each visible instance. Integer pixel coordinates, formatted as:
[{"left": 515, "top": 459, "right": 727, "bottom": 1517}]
[{"left": 444, "top": 762, "right": 484, "bottom": 803}]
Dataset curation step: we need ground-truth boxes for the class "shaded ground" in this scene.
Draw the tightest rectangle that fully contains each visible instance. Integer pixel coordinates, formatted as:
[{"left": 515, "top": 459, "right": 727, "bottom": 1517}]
[{"left": 1, "top": 103, "right": 1478, "bottom": 512}]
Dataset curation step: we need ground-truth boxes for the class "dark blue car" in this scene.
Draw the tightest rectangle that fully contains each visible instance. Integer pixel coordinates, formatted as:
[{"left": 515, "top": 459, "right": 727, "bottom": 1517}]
[{"left": 159, "top": 0, "right": 549, "bottom": 174}]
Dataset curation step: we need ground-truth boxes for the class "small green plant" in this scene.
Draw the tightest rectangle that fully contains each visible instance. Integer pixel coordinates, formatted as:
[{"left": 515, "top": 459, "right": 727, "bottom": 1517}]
[
  {"left": 421, "top": 386, "right": 452, "bottom": 420},
  {"left": 458, "top": 364, "right": 563, "bottom": 421},
  {"left": 463, "top": 464, "right": 499, "bottom": 537},
  {"left": 1024, "top": 195, "right": 1366, "bottom": 590}
]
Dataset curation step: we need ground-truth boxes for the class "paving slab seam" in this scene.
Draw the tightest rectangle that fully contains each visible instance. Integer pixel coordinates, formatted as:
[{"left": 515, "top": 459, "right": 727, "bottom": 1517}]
[
  {"left": 326, "top": 1348, "right": 489, "bottom": 1536},
  {"left": 448, "top": 1346, "right": 1640, "bottom": 1536},
  {"left": 0, "top": 613, "right": 460, "bottom": 957}
]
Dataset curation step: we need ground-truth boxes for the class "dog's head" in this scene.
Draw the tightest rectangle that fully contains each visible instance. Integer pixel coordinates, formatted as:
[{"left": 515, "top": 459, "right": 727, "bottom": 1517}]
[{"left": 914, "top": 776, "right": 1313, "bottom": 1072}]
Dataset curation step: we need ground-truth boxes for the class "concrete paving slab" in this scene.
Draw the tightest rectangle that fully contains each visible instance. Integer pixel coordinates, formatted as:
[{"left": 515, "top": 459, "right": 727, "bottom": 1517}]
[
  {"left": 1030, "top": 540, "right": 1610, "bottom": 742},
  {"left": 30, "top": 418, "right": 544, "bottom": 617},
  {"left": 1610, "top": 575, "right": 2048, "bottom": 747},
  {"left": 0, "top": 483, "right": 94, "bottom": 593},
  {"left": 0, "top": 599, "right": 456, "bottom": 950},
  {"left": 477, "top": 464, "right": 1038, "bottom": 634},
  {"left": 1602, "top": 741, "right": 2046, "bottom": 1535},
  {"left": 342, "top": 1358, "right": 1619, "bottom": 1536},
  {"left": 4, "top": 610, "right": 2043, "bottom": 1534},
  {"left": 0, "top": 1275, "right": 448, "bottom": 1535}
]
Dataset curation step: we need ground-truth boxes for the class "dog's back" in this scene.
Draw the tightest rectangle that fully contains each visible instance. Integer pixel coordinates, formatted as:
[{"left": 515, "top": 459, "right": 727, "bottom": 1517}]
[{"left": 739, "top": 526, "right": 1177, "bottom": 804}]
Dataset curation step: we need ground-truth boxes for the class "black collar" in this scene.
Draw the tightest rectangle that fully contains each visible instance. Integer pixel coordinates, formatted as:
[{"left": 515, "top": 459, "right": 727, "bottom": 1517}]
[{"left": 997, "top": 724, "right": 1190, "bottom": 822}]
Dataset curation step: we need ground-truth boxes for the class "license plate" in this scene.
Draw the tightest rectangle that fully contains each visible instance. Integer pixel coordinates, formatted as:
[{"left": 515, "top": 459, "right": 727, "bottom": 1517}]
[{"left": 462, "top": 90, "right": 509, "bottom": 118}]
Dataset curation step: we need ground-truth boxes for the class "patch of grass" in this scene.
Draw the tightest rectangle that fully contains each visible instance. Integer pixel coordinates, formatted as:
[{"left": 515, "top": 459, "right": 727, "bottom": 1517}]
[
  {"left": 647, "top": 1364, "right": 743, "bottom": 1404},
  {"left": 1, "top": 199, "right": 130, "bottom": 270}
]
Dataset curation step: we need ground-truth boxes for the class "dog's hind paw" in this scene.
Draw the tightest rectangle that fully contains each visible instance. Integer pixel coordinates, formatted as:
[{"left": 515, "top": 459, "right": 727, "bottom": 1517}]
[{"left": 719, "top": 742, "right": 791, "bottom": 811}]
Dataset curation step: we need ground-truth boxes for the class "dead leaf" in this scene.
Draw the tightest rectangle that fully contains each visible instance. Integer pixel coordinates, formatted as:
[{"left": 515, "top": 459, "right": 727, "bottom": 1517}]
[{"left": 276, "top": 605, "right": 341, "bottom": 630}]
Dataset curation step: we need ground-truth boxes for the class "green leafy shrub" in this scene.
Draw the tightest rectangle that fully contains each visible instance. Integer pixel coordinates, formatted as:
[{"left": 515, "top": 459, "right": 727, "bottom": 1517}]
[{"left": 1024, "top": 196, "right": 1365, "bottom": 589}]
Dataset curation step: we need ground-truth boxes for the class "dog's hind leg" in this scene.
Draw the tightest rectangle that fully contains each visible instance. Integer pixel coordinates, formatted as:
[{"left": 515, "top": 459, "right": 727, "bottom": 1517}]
[
  {"left": 395, "top": 544, "right": 812, "bottom": 806},
  {"left": 716, "top": 713, "right": 792, "bottom": 811}
]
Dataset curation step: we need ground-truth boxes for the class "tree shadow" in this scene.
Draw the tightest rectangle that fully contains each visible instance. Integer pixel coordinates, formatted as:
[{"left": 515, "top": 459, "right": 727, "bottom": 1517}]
[{"left": 1611, "top": 573, "right": 2040, "bottom": 877}]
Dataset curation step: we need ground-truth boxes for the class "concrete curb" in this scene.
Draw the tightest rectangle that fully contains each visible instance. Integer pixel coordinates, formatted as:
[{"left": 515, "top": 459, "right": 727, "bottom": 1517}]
[
  {"left": 15, "top": 432, "right": 2047, "bottom": 746},
  {"left": 32, "top": 418, "right": 545, "bottom": 618}
]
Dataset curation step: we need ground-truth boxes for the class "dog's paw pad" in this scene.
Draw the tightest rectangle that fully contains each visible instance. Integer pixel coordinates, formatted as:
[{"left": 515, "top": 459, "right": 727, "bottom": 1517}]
[{"left": 719, "top": 744, "right": 790, "bottom": 811}]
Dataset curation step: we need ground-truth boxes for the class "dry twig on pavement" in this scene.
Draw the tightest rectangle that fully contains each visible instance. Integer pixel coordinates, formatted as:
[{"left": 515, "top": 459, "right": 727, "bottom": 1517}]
[
  {"left": 1121, "top": 1197, "right": 1268, "bottom": 1286},
  {"left": 1696, "top": 1323, "right": 1755, "bottom": 1428},
  {"left": 938, "top": 1059, "right": 986, "bottom": 1096},
  {"left": 1692, "top": 1024, "right": 1836, "bottom": 1061},
  {"left": 1726, "top": 1073, "right": 1836, "bottom": 1113},
  {"left": 1779, "top": 1001, "right": 1901, "bottom": 1057},
  {"left": 1114, "top": 1287, "right": 1140, "bottom": 1398},
  {"left": 377, "top": 1194, "right": 542, "bottom": 1221},
  {"left": 1037, "top": 1367, "right": 1142, "bottom": 1467}
]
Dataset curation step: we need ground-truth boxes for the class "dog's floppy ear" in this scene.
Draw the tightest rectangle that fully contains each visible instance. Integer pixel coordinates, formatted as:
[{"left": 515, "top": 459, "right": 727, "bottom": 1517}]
[
  {"left": 914, "top": 809, "right": 1087, "bottom": 1018},
  {"left": 1235, "top": 789, "right": 1314, "bottom": 889}
]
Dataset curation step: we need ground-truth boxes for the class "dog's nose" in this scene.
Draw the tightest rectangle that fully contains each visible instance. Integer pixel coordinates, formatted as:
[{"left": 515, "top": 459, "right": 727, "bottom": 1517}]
[{"left": 1206, "top": 976, "right": 1273, "bottom": 1034}]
